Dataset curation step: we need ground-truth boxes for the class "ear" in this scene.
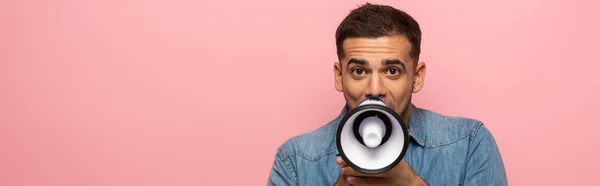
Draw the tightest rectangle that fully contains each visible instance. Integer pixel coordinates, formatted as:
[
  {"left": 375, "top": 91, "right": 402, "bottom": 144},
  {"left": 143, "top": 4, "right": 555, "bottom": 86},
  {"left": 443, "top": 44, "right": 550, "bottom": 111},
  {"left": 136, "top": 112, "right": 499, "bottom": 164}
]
[
  {"left": 334, "top": 62, "right": 343, "bottom": 92},
  {"left": 412, "top": 61, "right": 426, "bottom": 93}
]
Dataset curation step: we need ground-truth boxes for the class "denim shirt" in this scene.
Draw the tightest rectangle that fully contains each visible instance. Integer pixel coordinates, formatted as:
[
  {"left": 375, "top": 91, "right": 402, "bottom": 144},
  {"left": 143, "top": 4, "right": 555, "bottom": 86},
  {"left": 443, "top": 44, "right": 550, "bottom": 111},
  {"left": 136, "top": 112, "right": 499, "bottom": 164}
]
[{"left": 267, "top": 104, "right": 507, "bottom": 186}]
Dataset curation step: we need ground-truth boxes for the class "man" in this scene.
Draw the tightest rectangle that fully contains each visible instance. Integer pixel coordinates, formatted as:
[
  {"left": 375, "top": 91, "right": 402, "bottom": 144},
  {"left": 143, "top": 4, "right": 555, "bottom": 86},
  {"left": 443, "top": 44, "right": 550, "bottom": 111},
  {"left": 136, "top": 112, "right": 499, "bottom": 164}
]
[{"left": 267, "top": 3, "right": 507, "bottom": 186}]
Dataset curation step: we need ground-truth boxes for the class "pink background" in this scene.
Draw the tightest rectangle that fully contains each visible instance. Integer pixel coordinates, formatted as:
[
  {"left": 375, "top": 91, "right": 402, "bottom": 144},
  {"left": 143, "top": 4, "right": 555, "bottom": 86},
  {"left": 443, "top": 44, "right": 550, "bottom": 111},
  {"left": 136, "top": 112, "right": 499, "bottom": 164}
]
[{"left": 1, "top": 0, "right": 599, "bottom": 185}]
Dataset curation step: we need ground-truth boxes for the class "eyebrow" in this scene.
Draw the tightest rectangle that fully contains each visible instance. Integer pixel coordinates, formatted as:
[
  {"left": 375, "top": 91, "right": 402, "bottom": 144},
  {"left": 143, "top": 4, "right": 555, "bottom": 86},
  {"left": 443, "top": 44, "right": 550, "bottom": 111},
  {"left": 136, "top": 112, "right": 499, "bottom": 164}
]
[
  {"left": 382, "top": 59, "right": 406, "bottom": 70},
  {"left": 348, "top": 58, "right": 367, "bottom": 66},
  {"left": 347, "top": 58, "right": 406, "bottom": 69}
]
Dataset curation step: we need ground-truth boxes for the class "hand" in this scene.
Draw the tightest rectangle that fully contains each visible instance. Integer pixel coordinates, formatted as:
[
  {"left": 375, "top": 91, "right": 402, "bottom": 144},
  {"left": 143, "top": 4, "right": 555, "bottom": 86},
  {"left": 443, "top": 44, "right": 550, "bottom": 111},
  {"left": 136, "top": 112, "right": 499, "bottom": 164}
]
[{"left": 334, "top": 156, "right": 428, "bottom": 186}]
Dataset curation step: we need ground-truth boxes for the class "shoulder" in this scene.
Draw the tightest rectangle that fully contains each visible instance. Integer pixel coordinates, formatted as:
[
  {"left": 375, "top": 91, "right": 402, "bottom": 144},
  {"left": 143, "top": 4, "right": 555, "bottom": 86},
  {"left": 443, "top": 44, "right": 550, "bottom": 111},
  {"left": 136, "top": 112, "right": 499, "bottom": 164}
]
[
  {"left": 275, "top": 118, "right": 339, "bottom": 162},
  {"left": 413, "top": 106, "right": 488, "bottom": 148}
]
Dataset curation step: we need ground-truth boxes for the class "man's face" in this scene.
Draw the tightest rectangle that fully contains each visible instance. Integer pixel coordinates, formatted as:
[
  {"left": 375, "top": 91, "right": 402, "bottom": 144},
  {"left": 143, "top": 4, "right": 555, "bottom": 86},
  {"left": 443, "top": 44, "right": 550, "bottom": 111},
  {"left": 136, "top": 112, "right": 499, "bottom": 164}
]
[{"left": 334, "top": 35, "right": 426, "bottom": 123}]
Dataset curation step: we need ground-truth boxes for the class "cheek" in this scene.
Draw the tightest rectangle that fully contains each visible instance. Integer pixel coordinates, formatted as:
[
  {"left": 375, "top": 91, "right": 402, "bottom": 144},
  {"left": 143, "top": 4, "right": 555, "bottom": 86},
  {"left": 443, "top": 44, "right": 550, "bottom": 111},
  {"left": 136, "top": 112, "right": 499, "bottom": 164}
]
[
  {"left": 384, "top": 80, "right": 413, "bottom": 108},
  {"left": 342, "top": 76, "right": 367, "bottom": 105},
  {"left": 384, "top": 78, "right": 411, "bottom": 94},
  {"left": 343, "top": 82, "right": 364, "bottom": 99}
]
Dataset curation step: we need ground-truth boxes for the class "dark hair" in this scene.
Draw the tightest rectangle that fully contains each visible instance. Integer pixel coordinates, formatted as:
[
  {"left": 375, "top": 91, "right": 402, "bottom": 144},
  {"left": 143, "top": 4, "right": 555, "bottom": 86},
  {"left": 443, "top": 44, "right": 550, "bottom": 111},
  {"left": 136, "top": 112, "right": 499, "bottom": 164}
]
[{"left": 335, "top": 3, "right": 422, "bottom": 64}]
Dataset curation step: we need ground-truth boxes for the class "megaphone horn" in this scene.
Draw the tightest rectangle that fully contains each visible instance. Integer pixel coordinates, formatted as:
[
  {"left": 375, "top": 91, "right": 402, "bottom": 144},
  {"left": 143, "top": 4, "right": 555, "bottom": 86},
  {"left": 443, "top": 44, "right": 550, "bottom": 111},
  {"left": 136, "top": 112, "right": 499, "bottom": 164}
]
[{"left": 336, "top": 96, "right": 409, "bottom": 174}]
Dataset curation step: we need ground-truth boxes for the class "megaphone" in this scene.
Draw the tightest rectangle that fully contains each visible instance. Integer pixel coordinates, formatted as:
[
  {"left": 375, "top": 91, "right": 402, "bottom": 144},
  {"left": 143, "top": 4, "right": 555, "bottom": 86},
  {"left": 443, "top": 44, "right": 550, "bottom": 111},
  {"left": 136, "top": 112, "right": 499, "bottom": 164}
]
[{"left": 336, "top": 96, "right": 409, "bottom": 174}]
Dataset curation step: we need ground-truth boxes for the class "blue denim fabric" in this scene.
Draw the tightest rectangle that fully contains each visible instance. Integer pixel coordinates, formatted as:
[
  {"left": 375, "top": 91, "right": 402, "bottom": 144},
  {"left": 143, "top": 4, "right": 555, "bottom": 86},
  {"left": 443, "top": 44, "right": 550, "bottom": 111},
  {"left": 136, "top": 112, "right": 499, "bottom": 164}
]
[{"left": 267, "top": 104, "right": 507, "bottom": 186}]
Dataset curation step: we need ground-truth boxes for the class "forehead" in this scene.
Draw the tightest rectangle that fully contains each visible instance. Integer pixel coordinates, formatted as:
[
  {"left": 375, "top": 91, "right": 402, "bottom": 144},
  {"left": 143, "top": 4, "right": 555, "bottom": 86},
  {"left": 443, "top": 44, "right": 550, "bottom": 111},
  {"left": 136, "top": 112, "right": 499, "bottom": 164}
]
[{"left": 342, "top": 35, "right": 412, "bottom": 63}]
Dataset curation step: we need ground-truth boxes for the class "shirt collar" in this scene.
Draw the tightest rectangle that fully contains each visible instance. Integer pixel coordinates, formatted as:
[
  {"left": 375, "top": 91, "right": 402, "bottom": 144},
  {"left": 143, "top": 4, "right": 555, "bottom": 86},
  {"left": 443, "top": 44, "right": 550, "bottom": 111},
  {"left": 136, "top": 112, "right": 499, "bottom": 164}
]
[{"left": 407, "top": 104, "right": 426, "bottom": 147}]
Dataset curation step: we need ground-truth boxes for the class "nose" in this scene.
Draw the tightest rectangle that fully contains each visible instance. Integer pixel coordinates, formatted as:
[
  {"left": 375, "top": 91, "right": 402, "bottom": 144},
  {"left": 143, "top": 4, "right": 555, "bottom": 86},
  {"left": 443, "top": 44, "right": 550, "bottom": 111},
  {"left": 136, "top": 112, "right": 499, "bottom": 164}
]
[{"left": 365, "top": 74, "right": 386, "bottom": 99}]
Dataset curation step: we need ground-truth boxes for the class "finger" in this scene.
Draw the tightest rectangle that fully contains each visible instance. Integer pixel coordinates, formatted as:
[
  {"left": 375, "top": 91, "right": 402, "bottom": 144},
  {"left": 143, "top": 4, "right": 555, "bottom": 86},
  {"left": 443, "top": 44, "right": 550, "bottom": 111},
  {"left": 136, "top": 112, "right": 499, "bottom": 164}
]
[
  {"left": 347, "top": 176, "right": 388, "bottom": 186},
  {"left": 336, "top": 156, "right": 348, "bottom": 166},
  {"left": 335, "top": 175, "right": 351, "bottom": 186},
  {"left": 335, "top": 167, "right": 350, "bottom": 186},
  {"left": 341, "top": 166, "right": 386, "bottom": 178}
]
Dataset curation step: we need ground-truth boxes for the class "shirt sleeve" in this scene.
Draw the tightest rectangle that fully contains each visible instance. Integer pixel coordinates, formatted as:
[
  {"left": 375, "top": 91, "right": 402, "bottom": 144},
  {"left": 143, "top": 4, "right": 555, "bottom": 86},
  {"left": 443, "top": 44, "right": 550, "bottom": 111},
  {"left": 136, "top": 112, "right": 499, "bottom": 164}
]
[
  {"left": 267, "top": 151, "right": 297, "bottom": 186},
  {"left": 463, "top": 124, "right": 508, "bottom": 186}
]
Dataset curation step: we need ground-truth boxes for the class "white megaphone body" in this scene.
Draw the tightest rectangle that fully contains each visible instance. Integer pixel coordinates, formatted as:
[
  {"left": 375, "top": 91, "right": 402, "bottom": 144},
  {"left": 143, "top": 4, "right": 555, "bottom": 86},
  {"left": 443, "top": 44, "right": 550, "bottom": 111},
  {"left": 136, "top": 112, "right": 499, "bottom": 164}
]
[{"left": 336, "top": 96, "right": 409, "bottom": 174}]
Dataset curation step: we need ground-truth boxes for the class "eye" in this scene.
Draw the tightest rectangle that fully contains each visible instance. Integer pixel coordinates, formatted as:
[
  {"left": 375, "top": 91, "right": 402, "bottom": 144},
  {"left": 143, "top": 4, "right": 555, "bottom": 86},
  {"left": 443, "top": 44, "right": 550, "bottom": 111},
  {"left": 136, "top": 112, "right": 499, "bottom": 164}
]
[
  {"left": 352, "top": 68, "right": 366, "bottom": 76},
  {"left": 387, "top": 68, "right": 400, "bottom": 76}
]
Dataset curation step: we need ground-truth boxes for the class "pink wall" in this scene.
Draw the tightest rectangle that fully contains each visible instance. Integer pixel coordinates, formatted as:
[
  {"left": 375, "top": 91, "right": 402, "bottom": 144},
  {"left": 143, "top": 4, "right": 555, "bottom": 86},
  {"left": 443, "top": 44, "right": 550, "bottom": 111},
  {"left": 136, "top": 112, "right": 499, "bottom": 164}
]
[{"left": 1, "top": 0, "right": 599, "bottom": 185}]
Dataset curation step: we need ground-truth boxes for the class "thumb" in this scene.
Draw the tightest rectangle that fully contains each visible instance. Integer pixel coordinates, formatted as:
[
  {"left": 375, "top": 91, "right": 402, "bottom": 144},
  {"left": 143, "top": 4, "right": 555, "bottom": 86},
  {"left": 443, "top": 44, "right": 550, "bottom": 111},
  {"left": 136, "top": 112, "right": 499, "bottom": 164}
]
[{"left": 336, "top": 156, "right": 348, "bottom": 166}]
